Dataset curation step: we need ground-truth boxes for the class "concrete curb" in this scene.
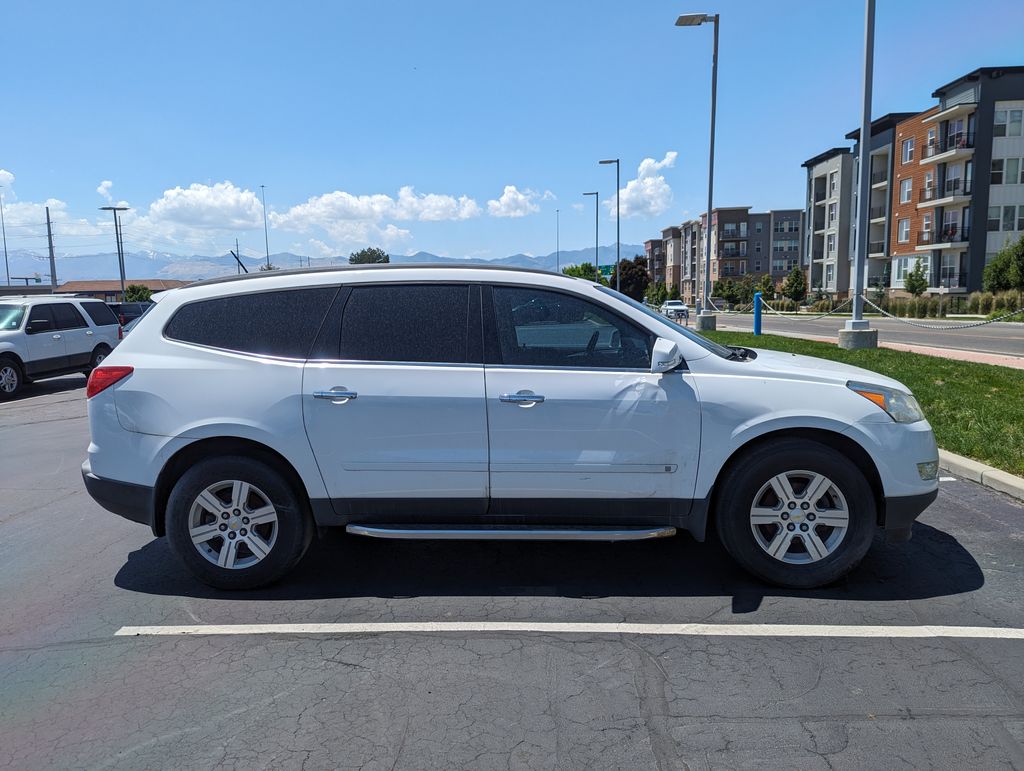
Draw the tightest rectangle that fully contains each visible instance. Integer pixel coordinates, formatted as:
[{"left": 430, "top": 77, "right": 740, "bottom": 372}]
[{"left": 938, "top": 449, "right": 1024, "bottom": 502}]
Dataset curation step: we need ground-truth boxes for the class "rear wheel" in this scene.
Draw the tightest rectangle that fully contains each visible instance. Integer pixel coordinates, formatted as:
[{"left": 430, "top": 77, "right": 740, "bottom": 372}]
[
  {"left": 83, "top": 345, "right": 111, "bottom": 376},
  {"left": 0, "top": 358, "right": 23, "bottom": 399},
  {"left": 166, "top": 456, "right": 313, "bottom": 589},
  {"left": 715, "top": 439, "right": 876, "bottom": 588}
]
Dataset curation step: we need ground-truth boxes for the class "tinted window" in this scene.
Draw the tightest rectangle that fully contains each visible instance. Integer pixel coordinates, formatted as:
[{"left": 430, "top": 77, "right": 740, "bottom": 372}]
[
  {"left": 164, "top": 287, "right": 338, "bottom": 358},
  {"left": 51, "top": 303, "right": 88, "bottom": 330},
  {"left": 80, "top": 302, "right": 119, "bottom": 327},
  {"left": 338, "top": 284, "right": 470, "bottom": 363},
  {"left": 26, "top": 305, "right": 55, "bottom": 334},
  {"left": 0, "top": 305, "right": 26, "bottom": 331},
  {"left": 491, "top": 286, "right": 652, "bottom": 369}
]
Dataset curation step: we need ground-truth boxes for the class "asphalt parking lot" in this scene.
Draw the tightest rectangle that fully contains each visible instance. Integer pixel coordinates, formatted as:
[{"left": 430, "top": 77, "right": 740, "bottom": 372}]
[{"left": 2, "top": 378, "right": 1024, "bottom": 769}]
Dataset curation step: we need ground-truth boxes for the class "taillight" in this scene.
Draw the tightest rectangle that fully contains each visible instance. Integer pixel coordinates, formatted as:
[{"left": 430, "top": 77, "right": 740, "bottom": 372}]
[
  {"left": 118, "top": 325, "right": 124, "bottom": 340},
  {"left": 86, "top": 366, "right": 133, "bottom": 398}
]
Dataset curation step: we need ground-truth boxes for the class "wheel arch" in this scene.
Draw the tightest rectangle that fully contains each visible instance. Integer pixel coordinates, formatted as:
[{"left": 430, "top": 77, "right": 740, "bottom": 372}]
[
  {"left": 153, "top": 436, "right": 313, "bottom": 537},
  {"left": 0, "top": 349, "right": 25, "bottom": 371},
  {"left": 700, "top": 427, "right": 885, "bottom": 540}
]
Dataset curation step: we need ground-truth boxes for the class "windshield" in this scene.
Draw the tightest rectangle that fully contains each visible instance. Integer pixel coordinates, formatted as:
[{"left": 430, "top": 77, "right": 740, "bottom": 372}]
[
  {"left": 596, "top": 286, "right": 733, "bottom": 359},
  {"left": 0, "top": 305, "right": 26, "bottom": 331}
]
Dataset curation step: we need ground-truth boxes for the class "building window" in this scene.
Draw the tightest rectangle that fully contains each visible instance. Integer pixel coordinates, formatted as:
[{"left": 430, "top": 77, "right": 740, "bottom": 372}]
[
  {"left": 826, "top": 233, "right": 836, "bottom": 254},
  {"left": 754, "top": 261, "right": 761, "bottom": 272},
  {"left": 740, "top": 222, "right": 748, "bottom": 237},
  {"left": 1007, "top": 158, "right": 1021, "bottom": 185},
  {"left": 1011, "top": 110, "right": 1023, "bottom": 137},
  {"left": 828, "top": 171, "right": 838, "bottom": 196},
  {"left": 898, "top": 218, "right": 910, "bottom": 242},
  {"left": 755, "top": 221, "right": 763, "bottom": 233},
  {"left": 1004, "top": 206, "right": 1018, "bottom": 232},
  {"left": 899, "top": 178, "right": 912, "bottom": 203},
  {"left": 825, "top": 264, "right": 835, "bottom": 286},
  {"left": 991, "top": 159, "right": 1004, "bottom": 185},
  {"left": 995, "top": 110, "right": 1007, "bottom": 137},
  {"left": 828, "top": 202, "right": 837, "bottom": 225},
  {"left": 988, "top": 207, "right": 1001, "bottom": 231},
  {"left": 926, "top": 127, "right": 936, "bottom": 151},
  {"left": 901, "top": 138, "right": 914, "bottom": 164}
]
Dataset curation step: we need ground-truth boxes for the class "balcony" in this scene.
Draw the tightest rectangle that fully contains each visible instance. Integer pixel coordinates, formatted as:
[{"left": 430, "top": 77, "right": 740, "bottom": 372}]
[
  {"left": 869, "top": 205, "right": 886, "bottom": 221},
  {"left": 920, "top": 132, "right": 975, "bottom": 164},
  {"left": 811, "top": 249, "right": 824, "bottom": 261},
  {"left": 868, "top": 240, "right": 886, "bottom": 255},
  {"left": 916, "top": 225, "right": 970, "bottom": 249},
  {"left": 917, "top": 178, "right": 972, "bottom": 207},
  {"left": 870, "top": 169, "right": 888, "bottom": 186},
  {"left": 935, "top": 271, "right": 968, "bottom": 289}
]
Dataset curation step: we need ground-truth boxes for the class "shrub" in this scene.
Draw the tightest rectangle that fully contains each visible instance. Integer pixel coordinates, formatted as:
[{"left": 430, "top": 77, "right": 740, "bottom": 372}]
[
  {"left": 967, "top": 292, "right": 981, "bottom": 314},
  {"left": 978, "top": 292, "right": 994, "bottom": 314},
  {"left": 927, "top": 298, "right": 939, "bottom": 318}
]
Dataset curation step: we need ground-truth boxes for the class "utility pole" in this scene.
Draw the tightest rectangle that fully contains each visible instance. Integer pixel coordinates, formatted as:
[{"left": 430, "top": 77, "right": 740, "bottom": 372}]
[
  {"left": 599, "top": 159, "right": 621, "bottom": 292},
  {"left": 45, "top": 206, "right": 57, "bottom": 289},
  {"left": 236, "top": 238, "right": 241, "bottom": 274},
  {"left": 583, "top": 191, "right": 599, "bottom": 279},
  {"left": 555, "top": 209, "right": 560, "bottom": 273},
  {"left": 0, "top": 186, "right": 9, "bottom": 286},
  {"left": 260, "top": 184, "right": 271, "bottom": 268},
  {"left": 100, "top": 206, "right": 130, "bottom": 300}
]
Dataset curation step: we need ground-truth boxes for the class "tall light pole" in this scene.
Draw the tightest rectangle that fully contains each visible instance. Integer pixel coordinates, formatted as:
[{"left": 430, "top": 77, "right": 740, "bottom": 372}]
[
  {"left": 676, "top": 12, "right": 719, "bottom": 331},
  {"left": 599, "top": 159, "right": 621, "bottom": 292},
  {"left": 839, "top": 0, "right": 879, "bottom": 350},
  {"left": 100, "top": 206, "right": 130, "bottom": 300},
  {"left": 260, "top": 184, "right": 271, "bottom": 268},
  {"left": 555, "top": 208, "right": 560, "bottom": 273},
  {"left": 583, "top": 192, "right": 599, "bottom": 280},
  {"left": 0, "top": 186, "right": 9, "bottom": 286}
]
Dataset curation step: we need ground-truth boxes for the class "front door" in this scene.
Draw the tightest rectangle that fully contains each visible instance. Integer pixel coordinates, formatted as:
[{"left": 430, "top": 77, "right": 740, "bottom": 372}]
[
  {"left": 24, "top": 305, "right": 67, "bottom": 376},
  {"left": 482, "top": 284, "right": 700, "bottom": 518},
  {"left": 302, "top": 283, "right": 489, "bottom": 518}
]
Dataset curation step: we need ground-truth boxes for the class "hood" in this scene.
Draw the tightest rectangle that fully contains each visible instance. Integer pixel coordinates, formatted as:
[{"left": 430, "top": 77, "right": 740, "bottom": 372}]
[{"left": 745, "top": 348, "right": 909, "bottom": 392}]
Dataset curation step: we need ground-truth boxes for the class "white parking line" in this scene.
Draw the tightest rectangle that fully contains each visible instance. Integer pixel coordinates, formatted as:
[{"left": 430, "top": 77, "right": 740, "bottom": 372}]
[
  {"left": 114, "top": 622, "right": 1024, "bottom": 640},
  {"left": 940, "top": 476, "right": 958, "bottom": 482}
]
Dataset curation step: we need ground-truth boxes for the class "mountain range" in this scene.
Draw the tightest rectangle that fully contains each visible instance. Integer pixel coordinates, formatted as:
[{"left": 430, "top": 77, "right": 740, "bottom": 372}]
[{"left": 2, "top": 244, "right": 645, "bottom": 284}]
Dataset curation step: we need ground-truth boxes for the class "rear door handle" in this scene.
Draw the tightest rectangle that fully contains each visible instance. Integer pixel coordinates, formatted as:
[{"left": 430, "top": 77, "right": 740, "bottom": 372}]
[
  {"left": 85, "top": 330, "right": 94, "bottom": 336},
  {"left": 313, "top": 388, "right": 358, "bottom": 402},
  {"left": 52, "top": 334, "right": 62, "bottom": 340},
  {"left": 499, "top": 392, "right": 545, "bottom": 405}
]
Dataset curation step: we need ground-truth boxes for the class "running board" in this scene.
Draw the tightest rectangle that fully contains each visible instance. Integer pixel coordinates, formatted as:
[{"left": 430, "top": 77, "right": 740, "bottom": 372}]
[{"left": 345, "top": 524, "right": 677, "bottom": 542}]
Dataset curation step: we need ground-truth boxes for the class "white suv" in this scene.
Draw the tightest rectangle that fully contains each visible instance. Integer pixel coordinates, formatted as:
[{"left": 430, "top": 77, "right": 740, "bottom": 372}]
[
  {"left": 82, "top": 266, "right": 938, "bottom": 590},
  {"left": 0, "top": 295, "right": 121, "bottom": 398}
]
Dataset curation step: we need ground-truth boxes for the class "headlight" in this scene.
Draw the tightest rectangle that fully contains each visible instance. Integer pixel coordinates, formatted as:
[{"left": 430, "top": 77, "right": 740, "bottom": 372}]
[{"left": 847, "top": 381, "right": 925, "bottom": 423}]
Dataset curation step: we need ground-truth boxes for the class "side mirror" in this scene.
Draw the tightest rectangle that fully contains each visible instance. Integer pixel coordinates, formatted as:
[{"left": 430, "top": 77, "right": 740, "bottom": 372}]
[{"left": 651, "top": 337, "right": 683, "bottom": 373}]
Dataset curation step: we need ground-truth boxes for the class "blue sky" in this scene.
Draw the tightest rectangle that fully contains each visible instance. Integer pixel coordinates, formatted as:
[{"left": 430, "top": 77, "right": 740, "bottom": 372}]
[{"left": 2, "top": 0, "right": 1022, "bottom": 263}]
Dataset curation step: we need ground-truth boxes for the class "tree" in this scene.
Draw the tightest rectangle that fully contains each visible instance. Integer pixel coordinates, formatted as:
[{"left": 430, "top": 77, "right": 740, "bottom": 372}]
[
  {"left": 563, "top": 262, "right": 603, "bottom": 283},
  {"left": 781, "top": 267, "right": 807, "bottom": 303},
  {"left": 713, "top": 278, "right": 737, "bottom": 304},
  {"left": 903, "top": 258, "right": 928, "bottom": 297},
  {"left": 610, "top": 256, "right": 650, "bottom": 301},
  {"left": 644, "top": 281, "right": 668, "bottom": 306},
  {"left": 666, "top": 283, "right": 680, "bottom": 301},
  {"left": 124, "top": 284, "right": 152, "bottom": 302},
  {"left": 349, "top": 247, "right": 390, "bottom": 264},
  {"left": 736, "top": 274, "right": 756, "bottom": 305},
  {"left": 983, "top": 234, "right": 1024, "bottom": 292},
  {"left": 757, "top": 272, "right": 775, "bottom": 298},
  {"left": 870, "top": 277, "right": 887, "bottom": 305}
]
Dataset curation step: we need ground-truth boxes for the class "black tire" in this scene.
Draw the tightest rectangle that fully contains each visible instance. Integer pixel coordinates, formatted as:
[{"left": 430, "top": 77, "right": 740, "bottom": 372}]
[
  {"left": 0, "top": 357, "right": 23, "bottom": 400},
  {"left": 715, "top": 439, "right": 876, "bottom": 589},
  {"left": 84, "top": 344, "right": 111, "bottom": 375},
  {"left": 166, "top": 456, "right": 314, "bottom": 590}
]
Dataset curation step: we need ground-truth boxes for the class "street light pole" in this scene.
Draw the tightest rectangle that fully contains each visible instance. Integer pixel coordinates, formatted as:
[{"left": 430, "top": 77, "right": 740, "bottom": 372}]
[
  {"left": 676, "top": 12, "right": 719, "bottom": 331},
  {"left": 583, "top": 192, "right": 599, "bottom": 280},
  {"left": 839, "top": 0, "right": 879, "bottom": 349},
  {"left": 260, "top": 184, "right": 271, "bottom": 269},
  {"left": 0, "top": 186, "right": 9, "bottom": 286},
  {"left": 555, "top": 208, "right": 560, "bottom": 273},
  {"left": 100, "top": 206, "right": 130, "bottom": 300},
  {"left": 599, "top": 159, "right": 621, "bottom": 292}
]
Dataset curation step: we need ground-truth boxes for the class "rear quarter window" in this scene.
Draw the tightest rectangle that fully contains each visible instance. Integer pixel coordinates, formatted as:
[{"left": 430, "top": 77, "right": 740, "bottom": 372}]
[
  {"left": 163, "top": 287, "right": 339, "bottom": 359},
  {"left": 80, "top": 302, "right": 119, "bottom": 327}
]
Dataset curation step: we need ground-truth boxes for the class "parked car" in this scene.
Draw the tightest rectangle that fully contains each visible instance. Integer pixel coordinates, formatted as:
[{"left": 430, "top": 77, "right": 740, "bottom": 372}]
[
  {"left": 82, "top": 265, "right": 938, "bottom": 590},
  {"left": 661, "top": 299, "right": 689, "bottom": 320},
  {"left": 0, "top": 295, "right": 121, "bottom": 398},
  {"left": 107, "top": 301, "right": 152, "bottom": 326},
  {"left": 120, "top": 303, "right": 154, "bottom": 336}
]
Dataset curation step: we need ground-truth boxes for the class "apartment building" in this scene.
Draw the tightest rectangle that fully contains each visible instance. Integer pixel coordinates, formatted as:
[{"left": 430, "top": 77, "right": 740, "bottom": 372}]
[
  {"left": 847, "top": 112, "right": 918, "bottom": 292},
  {"left": 802, "top": 148, "right": 855, "bottom": 294},
  {"left": 661, "top": 226, "right": 682, "bottom": 289},
  {"left": 768, "top": 209, "right": 803, "bottom": 284},
  {"left": 644, "top": 238, "right": 666, "bottom": 284},
  {"left": 680, "top": 219, "right": 701, "bottom": 303}
]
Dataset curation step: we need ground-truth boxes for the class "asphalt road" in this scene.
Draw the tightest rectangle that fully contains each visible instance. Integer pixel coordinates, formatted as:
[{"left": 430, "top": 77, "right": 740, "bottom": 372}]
[
  {"left": 715, "top": 314, "right": 1024, "bottom": 357},
  {"left": 2, "top": 378, "right": 1024, "bottom": 769}
]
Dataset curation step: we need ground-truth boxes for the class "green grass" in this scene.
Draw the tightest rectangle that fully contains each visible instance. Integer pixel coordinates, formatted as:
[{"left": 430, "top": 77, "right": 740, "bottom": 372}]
[{"left": 704, "top": 330, "right": 1024, "bottom": 477}]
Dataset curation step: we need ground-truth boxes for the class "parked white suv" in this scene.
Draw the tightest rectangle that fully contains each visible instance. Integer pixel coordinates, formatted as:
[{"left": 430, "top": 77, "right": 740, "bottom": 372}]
[
  {"left": 82, "top": 266, "right": 938, "bottom": 590},
  {"left": 0, "top": 295, "right": 121, "bottom": 398}
]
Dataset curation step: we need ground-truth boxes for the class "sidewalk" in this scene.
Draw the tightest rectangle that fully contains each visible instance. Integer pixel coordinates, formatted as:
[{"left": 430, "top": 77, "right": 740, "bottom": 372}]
[{"left": 715, "top": 320, "right": 1024, "bottom": 370}]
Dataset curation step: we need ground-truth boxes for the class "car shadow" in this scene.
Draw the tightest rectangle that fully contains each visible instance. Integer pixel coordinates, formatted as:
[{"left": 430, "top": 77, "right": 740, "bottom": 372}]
[
  {"left": 114, "top": 521, "right": 984, "bottom": 613},
  {"left": 9, "top": 375, "right": 85, "bottom": 401}
]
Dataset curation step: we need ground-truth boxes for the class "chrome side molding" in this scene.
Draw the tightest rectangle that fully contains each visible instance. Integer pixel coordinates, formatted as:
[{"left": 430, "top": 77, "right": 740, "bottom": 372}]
[{"left": 345, "top": 524, "right": 677, "bottom": 541}]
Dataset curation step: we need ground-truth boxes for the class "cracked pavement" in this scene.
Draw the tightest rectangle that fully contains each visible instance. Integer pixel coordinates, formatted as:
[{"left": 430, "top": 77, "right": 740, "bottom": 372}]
[{"left": 1, "top": 378, "right": 1023, "bottom": 769}]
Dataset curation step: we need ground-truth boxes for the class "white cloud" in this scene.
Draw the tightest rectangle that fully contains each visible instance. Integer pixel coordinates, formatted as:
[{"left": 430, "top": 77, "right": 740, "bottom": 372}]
[
  {"left": 394, "top": 186, "right": 480, "bottom": 221},
  {"left": 0, "top": 169, "right": 14, "bottom": 196},
  {"left": 487, "top": 185, "right": 542, "bottom": 218},
  {"left": 96, "top": 180, "right": 113, "bottom": 202},
  {"left": 147, "top": 181, "right": 265, "bottom": 230},
  {"left": 571, "top": 202, "right": 584, "bottom": 212},
  {"left": 607, "top": 151, "right": 677, "bottom": 218}
]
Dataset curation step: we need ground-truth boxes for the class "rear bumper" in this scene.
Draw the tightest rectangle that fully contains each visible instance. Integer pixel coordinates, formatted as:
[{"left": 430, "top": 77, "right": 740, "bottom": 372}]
[
  {"left": 881, "top": 488, "right": 938, "bottom": 542},
  {"left": 82, "top": 459, "right": 158, "bottom": 534}
]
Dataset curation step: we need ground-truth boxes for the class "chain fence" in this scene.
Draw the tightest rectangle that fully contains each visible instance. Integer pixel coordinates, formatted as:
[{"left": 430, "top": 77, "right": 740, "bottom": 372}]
[
  {"left": 760, "top": 297, "right": 853, "bottom": 321},
  {"left": 861, "top": 298, "right": 1024, "bottom": 330}
]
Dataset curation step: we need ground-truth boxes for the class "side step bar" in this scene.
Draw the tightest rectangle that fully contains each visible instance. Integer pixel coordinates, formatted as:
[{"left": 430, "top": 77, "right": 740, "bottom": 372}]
[{"left": 345, "top": 524, "right": 677, "bottom": 542}]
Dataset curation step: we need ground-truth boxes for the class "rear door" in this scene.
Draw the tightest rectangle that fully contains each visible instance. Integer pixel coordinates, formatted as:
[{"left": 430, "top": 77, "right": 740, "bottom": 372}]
[
  {"left": 50, "top": 303, "right": 92, "bottom": 369},
  {"left": 302, "top": 283, "right": 489, "bottom": 517},
  {"left": 23, "top": 305, "right": 67, "bottom": 375},
  {"left": 78, "top": 301, "right": 121, "bottom": 351}
]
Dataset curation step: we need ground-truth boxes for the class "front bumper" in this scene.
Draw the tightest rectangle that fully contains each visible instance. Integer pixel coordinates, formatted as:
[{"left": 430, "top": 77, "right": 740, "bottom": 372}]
[
  {"left": 880, "top": 488, "right": 938, "bottom": 542},
  {"left": 82, "top": 459, "right": 158, "bottom": 534}
]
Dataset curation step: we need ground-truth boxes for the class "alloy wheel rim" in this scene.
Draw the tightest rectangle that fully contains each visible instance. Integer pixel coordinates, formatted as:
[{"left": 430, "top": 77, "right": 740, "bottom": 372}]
[
  {"left": 0, "top": 366, "right": 18, "bottom": 393},
  {"left": 749, "top": 469, "right": 849, "bottom": 564},
  {"left": 188, "top": 480, "right": 279, "bottom": 570}
]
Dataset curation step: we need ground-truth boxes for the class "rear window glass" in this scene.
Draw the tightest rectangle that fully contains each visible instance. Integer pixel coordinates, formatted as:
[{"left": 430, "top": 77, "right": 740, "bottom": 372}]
[
  {"left": 81, "top": 302, "right": 119, "bottom": 327},
  {"left": 0, "top": 305, "right": 25, "bottom": 330},
  {"left": 164, "top": 287, "right": 338, "bottom": 358}
]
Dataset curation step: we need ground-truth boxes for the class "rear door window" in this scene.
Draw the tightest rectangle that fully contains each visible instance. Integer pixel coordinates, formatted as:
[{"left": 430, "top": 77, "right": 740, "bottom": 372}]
[
  {"left": 50, "top": 303, "right": 88, "bottom": 330},
  {"left": 80, "top": 302, "right": 119, "bottom": 327},
  {"left": 164, "top": 287, "right": 339, "bottom": 358}
]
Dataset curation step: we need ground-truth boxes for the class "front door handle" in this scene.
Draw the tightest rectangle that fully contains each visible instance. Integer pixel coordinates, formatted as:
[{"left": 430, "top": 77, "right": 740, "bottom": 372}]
[
  {"left": 85, "top": 330, "right": 94, "bottom": 336},
  {"left": 52, "top": 334, "right": 62, "bottom": 340},
  {"left": 499, "top": 391, "right": 545, "bottom": 405},
  {"left": 313, "top": 388, "right": 357, "bottom": 402}
]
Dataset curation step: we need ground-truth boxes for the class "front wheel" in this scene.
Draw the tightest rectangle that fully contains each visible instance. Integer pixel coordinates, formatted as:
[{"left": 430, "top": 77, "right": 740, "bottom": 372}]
[
  {"left": 166, "top": 457, "right": 314, "bottom": 589},
  {"left": 0, "top": 358, "right": 23, "bottom": 399},
  {"left": 715, "top": 439, "right": 876, "bottom": 589}
]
